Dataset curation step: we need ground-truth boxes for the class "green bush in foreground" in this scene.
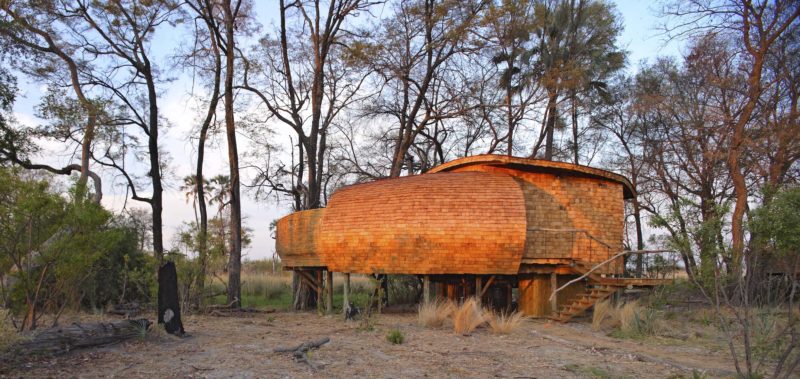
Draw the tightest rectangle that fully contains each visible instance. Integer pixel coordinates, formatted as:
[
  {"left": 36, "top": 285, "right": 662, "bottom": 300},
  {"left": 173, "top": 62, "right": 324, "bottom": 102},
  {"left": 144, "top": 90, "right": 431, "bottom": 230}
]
[{"left": 386, "top": 328, "right": 404, "bottom": 344}]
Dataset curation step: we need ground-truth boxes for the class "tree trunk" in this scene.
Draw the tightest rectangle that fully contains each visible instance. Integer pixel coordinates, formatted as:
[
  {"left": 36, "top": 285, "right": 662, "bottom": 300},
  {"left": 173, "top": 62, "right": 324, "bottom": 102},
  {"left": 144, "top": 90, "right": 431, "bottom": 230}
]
[
  {"left": 194, "top": 13, "right": 223, "bottom": 309},
  {"left": 633, "top": 200, "right": 644, "bottom": 277},
  {"left": 4, "top": 319, "right": 151, "bottom": 359},
  {"left": 544, "top": 91, "right": 558, "bottom": 161},
  {"left": 157, "top": 262, "right": 184, "bottom": 335},
  {"left": 571, "top": 93, "right": 579, "bottom": 165},
  {"left": 222, "top": 0, "right": 242, "bottom": 308}
]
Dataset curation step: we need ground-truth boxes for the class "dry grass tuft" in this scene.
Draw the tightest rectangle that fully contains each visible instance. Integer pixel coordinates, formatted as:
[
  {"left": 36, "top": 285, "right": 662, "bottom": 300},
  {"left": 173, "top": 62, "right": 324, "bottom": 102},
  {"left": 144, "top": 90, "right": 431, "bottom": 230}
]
[
  {"left": 618, "top": 301, "right": 641, "bottom": 334},
  {"left": 417, "top": 299, "right": 454, "bottom": 328},
  {"left": 487, "top": 310, "right": 525, "bottom": 334},
  {"left": 591, "top": 300, "right": 616, "bottom": 331},
  {"left": 453, "top": 298, "right": 486, "bottom": 335}
]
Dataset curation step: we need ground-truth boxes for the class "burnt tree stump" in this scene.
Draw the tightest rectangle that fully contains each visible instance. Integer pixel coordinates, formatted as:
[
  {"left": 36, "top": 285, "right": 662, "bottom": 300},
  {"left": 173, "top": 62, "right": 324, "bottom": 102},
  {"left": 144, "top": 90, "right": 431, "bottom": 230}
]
[{"left": 158, "top": 261, "right": 185, "bottom": 335}]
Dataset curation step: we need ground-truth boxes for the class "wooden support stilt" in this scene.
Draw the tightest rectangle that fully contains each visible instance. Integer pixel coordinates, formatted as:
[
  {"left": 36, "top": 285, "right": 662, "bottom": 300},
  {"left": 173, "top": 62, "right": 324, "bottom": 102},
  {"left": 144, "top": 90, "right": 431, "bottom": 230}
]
[
  {"left": 550, "top": 272, "right": 558, "bottom": 315},
  {"left": 315, "top": 270, "right": 323, "bottom": 297},
  {"left": 343, "top": 273, "right": 351, "bottom": 314},
  {"left": 423, "top": 275, "right": 430, "bottom": 304},
  {"left": 475, "top": 276, "right": 482, "bottom": 304},
  {"left": 325, "top": 270, "right": 333, "bottom": 314}
]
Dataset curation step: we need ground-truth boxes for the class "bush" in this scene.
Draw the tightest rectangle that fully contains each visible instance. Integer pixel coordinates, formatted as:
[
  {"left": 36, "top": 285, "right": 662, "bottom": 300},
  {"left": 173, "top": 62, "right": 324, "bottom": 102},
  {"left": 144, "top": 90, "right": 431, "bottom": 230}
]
[
  {"left": 417, "top": 299, "right": 454, "bottom": 328},
  {"left": 453, "top": 298, "right": 485, "bottom": 335},
  {"left": 386, "top": 328, "right": 404, "bottom": 344},
  {"left": 487, "top": 310, "right": 525, "bottom": 334},
  {"left": 0, "top": 309, "right": 22, "bottom": 352}
]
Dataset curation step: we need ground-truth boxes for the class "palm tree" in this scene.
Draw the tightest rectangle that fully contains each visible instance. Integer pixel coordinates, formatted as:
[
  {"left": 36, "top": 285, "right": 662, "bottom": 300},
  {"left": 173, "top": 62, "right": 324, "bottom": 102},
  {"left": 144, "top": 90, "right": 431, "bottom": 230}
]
[
  {"left": 526, "top": 0, "right": 624, "bottom": 162},
  {"left": 180, "top": 175, "right": 210, "bottom": 225}
]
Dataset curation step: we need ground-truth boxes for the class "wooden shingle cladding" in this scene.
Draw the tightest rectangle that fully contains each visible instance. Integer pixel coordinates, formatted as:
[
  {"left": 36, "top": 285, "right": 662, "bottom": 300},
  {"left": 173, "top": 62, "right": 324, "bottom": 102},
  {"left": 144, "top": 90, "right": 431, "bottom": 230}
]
[
  {"left": 440, "top": 164, "right": 625, "bottom": 274},
  {"left": 274, "top": 155, "right": 629, "bottom": 275},
  {"left": 318, "top": 171, "right": 527, "bottom": 274},
  {"left": 275, "top": 209, "right": 324, "bottom": 268}
]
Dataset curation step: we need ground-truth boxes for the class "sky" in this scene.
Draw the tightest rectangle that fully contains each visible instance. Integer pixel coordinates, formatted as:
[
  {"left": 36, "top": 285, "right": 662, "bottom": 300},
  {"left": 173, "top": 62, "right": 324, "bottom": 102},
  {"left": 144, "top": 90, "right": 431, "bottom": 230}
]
[{"left": 9, "top": 1, "right": 683, "bottom": 260}]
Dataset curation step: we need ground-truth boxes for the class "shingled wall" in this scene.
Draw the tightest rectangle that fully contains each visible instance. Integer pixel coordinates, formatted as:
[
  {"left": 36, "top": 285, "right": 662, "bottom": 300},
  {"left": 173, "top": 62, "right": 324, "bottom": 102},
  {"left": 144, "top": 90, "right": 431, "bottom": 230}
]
[
  {"left": 317, "top": 172, "right": 528, "bottom": 275},
  {"left": 444, "top": 165, "right": 625, "bottom": 273},
  {"left": 275, "top": 209, "right": 324, "bottom": 268}
]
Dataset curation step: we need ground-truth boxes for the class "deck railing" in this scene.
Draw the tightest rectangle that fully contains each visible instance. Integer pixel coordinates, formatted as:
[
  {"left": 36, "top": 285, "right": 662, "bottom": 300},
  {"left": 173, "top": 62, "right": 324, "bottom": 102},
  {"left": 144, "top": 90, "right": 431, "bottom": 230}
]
[{"left": 548, "top": 249, "right": 681, "bottom": 302}]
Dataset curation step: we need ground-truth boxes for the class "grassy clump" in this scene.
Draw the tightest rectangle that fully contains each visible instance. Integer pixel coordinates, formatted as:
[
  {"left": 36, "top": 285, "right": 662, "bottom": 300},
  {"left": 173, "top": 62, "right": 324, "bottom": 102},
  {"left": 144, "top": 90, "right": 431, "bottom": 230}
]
[
  {"left": 592, "top": 300, "right": 661, "bottom": 338},
  {"left": 417, "top": 300, "right": 454, "bottom": 328},
  {"left": 591, "top": 299, "right": 616, "bottom": 331},
  {"left": 453, "top": 298, "right": 486, "bottom": 335},
  {"left": 386, "top": 328, "right": 404, "bottom": 344},
  {"left": 487, "top": 311, "right": 526, "bottom": 334}
]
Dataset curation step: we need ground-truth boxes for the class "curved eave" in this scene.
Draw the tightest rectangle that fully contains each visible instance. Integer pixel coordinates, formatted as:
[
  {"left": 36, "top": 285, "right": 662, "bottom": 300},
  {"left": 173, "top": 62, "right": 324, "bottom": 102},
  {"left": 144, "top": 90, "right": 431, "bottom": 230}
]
[{"left": 428, "top": 154, "right": 635, "bottom": 199}]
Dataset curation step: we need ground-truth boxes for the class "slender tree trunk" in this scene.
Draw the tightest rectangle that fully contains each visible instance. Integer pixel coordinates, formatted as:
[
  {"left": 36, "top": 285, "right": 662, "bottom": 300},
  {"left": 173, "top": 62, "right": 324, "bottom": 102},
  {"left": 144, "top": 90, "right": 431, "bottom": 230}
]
[
  {"left": 144, "top": 70, "right": 164, "bottom": 261},
  {"left": 571, "top": 93, "right": 579, "bottom": 165},
  {"left": 633, "top": 200, "right": 644, "bottom": 277},
  {"left": 544, "top": 91, "right": 558, "bottom": 161},
  {"left": 194, "top": 18, "right": 222, "bottom": 308},
  {"left": 505, "top": 58, "right": 515, "bottom": 156},
  {"left": 222, "top": 0, "right": 242, "bottom": 308}
]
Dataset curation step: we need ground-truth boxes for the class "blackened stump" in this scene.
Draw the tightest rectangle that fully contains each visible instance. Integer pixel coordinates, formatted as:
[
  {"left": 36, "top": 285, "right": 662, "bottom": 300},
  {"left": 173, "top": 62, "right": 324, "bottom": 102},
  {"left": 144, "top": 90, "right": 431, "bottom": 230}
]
[{"left": 158, "top": 261, "right": 184, "bottom": 335}]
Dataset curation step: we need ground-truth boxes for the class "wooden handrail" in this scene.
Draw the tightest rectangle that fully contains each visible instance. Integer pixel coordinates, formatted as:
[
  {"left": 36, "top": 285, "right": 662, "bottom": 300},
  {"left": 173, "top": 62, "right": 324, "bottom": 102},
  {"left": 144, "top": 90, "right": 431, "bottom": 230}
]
[{"left": 548, "top": 249, "right": 675, "bottom": 302}]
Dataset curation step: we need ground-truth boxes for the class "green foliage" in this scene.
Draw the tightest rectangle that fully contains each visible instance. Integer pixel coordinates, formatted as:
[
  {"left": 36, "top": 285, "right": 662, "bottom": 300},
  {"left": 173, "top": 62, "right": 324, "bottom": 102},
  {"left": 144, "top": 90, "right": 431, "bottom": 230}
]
[
  {"left": 750, "top": 187, "right": 800, "bottom": 260},
  {"left": 385, "top": 328, "right": 404, "bottom": 344},
  {"left": 0, "top": 168, "right": 153, "bottom": 328}
]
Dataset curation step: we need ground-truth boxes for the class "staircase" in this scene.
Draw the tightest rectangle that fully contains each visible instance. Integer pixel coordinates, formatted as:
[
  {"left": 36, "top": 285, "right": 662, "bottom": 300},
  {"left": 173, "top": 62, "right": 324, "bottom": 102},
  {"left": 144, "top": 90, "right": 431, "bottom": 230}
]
[
  {"left": 550, "top": 285, "right": 619, "bottom": 322},
  {"left": 549, "top": 260, "right": 671, "bottom": 323}
]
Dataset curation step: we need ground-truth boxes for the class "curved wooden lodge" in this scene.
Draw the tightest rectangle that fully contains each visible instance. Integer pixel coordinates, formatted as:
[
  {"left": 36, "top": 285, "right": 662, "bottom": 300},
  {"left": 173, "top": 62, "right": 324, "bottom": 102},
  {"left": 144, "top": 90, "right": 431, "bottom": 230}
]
[{"left": 275, "top": 155, "right": 664, "bottom": 321}]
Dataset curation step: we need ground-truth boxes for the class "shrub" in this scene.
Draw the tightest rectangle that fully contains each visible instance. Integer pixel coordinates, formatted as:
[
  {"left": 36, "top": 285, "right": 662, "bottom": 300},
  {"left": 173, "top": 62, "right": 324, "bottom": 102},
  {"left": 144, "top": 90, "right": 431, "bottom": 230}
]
[
  {"left": 0, "top": 309, "right": 22, "bottom": 352},
  {"left": 487, "top": 310, "right": 525, "bottom": 334},
  {"left": 386, "top": 328, "right": 404, "bottom": 344},
  {"left": 417, "top": 299, "right": 454, "bottom": 328},
  {"left": 453, "top": 298, "right": 485, "bottom": 335}
]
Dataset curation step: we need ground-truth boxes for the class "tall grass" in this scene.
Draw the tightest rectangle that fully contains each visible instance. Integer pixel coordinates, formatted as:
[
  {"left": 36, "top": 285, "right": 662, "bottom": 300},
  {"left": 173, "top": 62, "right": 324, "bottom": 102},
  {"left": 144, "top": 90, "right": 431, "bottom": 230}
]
[
  {"left": 452, "top": 298, "right": 486, "bottom": 335},
  {"left": 593, "top": 300, "right": 661, "bottom": 338},
  {"left": 417, "top": 299, "right": 455, "bottom": 328},
  {"left": 592, "top": 300, "right": 615, "bottom": 331},
  {"left": 487, "top": 311, "right": 526, "bottom": 334}
]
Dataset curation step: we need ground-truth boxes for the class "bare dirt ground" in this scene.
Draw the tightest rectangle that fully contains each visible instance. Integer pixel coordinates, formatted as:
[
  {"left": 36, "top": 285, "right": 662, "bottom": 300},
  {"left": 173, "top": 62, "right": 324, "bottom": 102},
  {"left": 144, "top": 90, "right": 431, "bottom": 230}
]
[{"left": 2, "top": 311, "right": 739, "bottom": 379}]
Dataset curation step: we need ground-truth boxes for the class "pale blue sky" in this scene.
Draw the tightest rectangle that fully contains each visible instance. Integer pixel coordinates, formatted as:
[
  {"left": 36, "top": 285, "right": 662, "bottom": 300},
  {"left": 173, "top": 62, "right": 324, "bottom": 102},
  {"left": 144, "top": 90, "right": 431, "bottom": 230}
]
[{"left": 10, "top": 1, "right": 682, "bottom": 260}]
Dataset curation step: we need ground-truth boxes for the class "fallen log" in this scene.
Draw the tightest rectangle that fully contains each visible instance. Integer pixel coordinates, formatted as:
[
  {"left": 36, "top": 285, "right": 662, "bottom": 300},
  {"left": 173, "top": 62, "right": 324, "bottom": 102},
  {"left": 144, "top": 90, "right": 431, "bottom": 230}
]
[
  {"left": 3, "top": 319, "right": 151, "bottom": 360},
  {"left": 274, "top": 337, "right": 330, "bottom": 370}
]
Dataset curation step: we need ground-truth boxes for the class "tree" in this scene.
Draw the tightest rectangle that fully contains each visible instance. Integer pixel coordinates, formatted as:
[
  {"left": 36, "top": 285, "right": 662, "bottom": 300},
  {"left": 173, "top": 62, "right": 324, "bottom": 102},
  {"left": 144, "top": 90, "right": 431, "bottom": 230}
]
[
  {"left": 242, "top": 0, "right": 374, "bottom": 206},
  {"left": 525, "top": 0, "right": 624, "bottom": 162},
  {"left": 182, "top": 0, "right": 226, "bottom": 307},
  {"left": 662, "top": 0, "right": 800, "bottom": 276},
  {"left": 0, "top": 3, "right": 103, "bottom": 202},
  {"left": 364, "top": 0, "right": 484, "bottom": 177},
  {"left": 478, "top": 0, "right": 541, "bottom": 156}
]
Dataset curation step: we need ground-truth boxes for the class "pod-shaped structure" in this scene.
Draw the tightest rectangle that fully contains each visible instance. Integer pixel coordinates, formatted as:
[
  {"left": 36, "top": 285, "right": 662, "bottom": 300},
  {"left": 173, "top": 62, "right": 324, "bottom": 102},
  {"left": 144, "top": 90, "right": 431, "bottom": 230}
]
[{"left": 275, "top": 155, "right": 634, "bottom": 276}]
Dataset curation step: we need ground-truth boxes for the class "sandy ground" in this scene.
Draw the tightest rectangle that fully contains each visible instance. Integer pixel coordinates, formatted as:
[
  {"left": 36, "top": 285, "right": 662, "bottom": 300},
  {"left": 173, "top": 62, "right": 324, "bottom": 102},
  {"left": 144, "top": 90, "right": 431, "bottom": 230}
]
[{"left": 2, "top": 311, "right": 740, "bottom": 379}]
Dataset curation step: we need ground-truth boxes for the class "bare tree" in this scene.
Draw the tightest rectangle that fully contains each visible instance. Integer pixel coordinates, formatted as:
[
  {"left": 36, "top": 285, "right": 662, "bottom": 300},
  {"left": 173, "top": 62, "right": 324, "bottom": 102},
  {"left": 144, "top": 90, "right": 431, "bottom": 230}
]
[{"left": 662, "top": 0, "right": 800, "bottom": 276}]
